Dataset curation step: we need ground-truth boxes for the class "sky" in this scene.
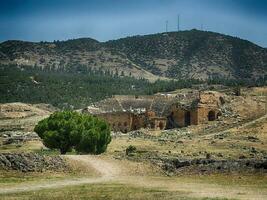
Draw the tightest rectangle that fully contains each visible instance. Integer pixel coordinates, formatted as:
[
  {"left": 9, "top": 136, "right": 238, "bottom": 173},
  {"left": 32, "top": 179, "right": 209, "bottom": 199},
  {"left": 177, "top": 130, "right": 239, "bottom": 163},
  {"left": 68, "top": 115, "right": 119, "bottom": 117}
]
[{"left": 0, "top": 0, "right": 267, "bottom": 47}]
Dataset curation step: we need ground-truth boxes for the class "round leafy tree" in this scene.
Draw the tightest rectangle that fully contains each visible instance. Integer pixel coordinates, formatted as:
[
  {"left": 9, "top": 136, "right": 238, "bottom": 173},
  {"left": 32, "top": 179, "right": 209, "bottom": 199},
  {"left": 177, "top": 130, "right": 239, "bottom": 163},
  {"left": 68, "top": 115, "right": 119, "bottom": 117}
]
[{"left": 34, "top": 111, "right": 111, "bottom": 154}]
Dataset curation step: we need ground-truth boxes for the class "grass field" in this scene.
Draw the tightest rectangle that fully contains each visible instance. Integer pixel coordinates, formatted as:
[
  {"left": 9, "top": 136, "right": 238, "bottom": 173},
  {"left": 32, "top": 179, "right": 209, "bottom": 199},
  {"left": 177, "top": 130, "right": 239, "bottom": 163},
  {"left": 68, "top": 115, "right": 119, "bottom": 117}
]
[
  {"left": 0, "top": 183, "right": 233, "bottom": 200},
  {"left": 1, "top": 171, "right": 266, "bottom": 200}
]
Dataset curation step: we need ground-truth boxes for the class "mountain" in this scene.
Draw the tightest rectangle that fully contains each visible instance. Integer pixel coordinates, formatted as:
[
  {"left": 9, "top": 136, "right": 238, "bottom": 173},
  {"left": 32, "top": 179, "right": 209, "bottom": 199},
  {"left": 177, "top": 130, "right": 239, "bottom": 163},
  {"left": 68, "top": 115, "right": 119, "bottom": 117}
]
[
  {"left": 1, "top": 29, "right": 267, "bottom": 81},
  {"left": 0, "top": 38, "right": 163, "bottom": 82},
  {"left": 106, "top": 30, "right": 267, "bottom": 80}
]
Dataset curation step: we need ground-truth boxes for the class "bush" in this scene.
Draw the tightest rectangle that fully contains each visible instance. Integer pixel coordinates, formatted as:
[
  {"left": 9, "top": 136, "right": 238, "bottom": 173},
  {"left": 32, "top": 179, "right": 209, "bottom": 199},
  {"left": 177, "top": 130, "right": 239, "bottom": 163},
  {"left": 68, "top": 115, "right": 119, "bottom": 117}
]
[
  {"left": 126, "top": 145, "right": 137, "bottom": 155},
  {"left": 234, "top": 86, "right": 241, "bottom": 96},
  {"left": 34, "top": 111, "right": 111, "bottom": 154}
]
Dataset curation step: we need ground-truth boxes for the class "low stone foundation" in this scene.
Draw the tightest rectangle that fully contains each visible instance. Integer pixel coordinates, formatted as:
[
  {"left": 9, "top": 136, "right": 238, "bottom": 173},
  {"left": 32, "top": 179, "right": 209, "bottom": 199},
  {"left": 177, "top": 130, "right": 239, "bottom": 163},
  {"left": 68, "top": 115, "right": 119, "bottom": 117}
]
[
  {"left": 0, "top": 153, "right": 68, "bottom": 172},
  {"left": 157, "top": 158, "right": 267, "bottom": 174}
]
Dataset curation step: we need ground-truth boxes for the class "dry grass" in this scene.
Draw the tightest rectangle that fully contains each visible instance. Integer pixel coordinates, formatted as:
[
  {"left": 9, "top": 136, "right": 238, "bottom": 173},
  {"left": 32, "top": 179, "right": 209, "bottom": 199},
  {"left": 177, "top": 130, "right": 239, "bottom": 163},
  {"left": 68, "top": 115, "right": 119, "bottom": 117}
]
[
  {"left": 0, "top": 141, "right": 44, "bottom": 153},
  {"left": 1, "top": 173, "right": 266, "bottom": 200},
  {"left": 0, "top": 183, "right": 205, "bottom": 200},
  {"left": 0, "top": 170, "right": 76, "bottom": 188}
]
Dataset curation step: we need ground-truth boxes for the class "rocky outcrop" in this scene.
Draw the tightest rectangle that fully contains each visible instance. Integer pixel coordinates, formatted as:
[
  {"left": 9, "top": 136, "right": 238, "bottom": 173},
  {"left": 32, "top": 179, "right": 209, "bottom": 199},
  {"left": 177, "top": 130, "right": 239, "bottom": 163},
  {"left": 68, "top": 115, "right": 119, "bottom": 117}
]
[
  {"left": 0, "top": 131, "right": 39, "bottom": 145},
  {"left": 159, "top": 158, "right": 267, "bottom": 174},
  {"left": 0, "top": 153, "right": 68, "bottom": 172}
]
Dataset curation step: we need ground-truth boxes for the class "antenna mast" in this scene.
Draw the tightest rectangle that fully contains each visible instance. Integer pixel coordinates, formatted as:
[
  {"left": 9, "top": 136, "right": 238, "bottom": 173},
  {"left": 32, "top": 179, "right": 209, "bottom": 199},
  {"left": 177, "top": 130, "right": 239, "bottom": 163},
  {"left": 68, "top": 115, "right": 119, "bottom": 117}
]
[
  {"left": 177, "top": 14, "right": 180, "bottom": 31},
  {"left": 166, "top": 20, "right": 168, "bottom": 32}
]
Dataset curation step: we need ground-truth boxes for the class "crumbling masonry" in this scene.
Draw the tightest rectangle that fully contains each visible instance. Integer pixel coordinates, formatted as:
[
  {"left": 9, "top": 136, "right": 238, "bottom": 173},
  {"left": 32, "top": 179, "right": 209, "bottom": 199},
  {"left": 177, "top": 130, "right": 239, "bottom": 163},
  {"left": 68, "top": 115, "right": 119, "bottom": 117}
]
[{"left": 83, "top": 91, "right": 223, "bottom": 132}]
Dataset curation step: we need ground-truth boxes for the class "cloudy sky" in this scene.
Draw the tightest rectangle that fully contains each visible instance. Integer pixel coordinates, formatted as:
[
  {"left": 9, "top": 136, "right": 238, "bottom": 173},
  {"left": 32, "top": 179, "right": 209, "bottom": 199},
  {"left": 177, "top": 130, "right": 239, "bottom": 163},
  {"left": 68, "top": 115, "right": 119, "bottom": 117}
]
[{"left": 0, "top": 0, "right": 267, "bottom": 47}]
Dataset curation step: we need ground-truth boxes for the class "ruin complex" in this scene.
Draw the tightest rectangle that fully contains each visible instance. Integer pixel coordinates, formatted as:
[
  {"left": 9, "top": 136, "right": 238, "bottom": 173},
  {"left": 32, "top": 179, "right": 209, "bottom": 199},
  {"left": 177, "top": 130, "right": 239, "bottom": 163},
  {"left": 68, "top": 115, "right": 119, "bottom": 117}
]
[{"left": 83, "top": 90, "right": 223, "bottom": 132}]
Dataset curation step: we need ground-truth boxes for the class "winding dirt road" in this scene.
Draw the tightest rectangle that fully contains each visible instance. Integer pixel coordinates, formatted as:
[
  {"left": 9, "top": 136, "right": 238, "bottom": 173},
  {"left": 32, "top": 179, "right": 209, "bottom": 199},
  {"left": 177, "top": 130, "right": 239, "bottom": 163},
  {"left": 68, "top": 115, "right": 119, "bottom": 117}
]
[
  {"left": 0, "top": 155, "right": 267, "bottom": 200},
  {"left": 0, "top": 156, "right": 116, "bottom": 195}
]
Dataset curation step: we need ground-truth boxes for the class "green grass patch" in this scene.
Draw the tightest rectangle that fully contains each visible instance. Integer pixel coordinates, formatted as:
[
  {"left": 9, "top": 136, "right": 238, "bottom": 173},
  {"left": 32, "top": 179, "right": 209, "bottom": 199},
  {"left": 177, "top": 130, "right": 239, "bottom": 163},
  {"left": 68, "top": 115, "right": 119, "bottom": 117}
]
[{"left": 0, "top": 183, "right": 234, "bottom": 200}]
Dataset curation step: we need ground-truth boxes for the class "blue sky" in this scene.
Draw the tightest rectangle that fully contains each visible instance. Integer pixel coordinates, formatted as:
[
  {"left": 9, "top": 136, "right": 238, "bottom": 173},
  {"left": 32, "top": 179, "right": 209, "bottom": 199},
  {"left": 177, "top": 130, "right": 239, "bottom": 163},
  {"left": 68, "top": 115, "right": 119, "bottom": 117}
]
[{"left": 0, "top": 0, "right": 267, "bottom": 47}]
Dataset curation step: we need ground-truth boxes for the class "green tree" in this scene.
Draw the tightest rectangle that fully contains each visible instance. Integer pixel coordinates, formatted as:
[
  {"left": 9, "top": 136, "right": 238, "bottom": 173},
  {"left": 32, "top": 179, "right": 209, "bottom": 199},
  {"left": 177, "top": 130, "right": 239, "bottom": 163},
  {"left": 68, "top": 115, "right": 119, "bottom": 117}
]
[{"left": 34, "top": 111, "right": 111, "bottom": 154}]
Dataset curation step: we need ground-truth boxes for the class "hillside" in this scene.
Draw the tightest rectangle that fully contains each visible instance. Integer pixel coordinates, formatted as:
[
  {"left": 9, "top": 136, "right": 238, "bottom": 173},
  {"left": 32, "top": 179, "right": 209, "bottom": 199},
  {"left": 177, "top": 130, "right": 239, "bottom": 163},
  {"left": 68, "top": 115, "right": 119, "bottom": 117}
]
[
  {"left": 1, "top": 29, "right": 267, "bottom": 81},
  {"left": 0, "top": 65, "right": 199, "bottom": 109},
  {"left": 106, "top": 30, "right": 267, "bottom": 80},
  {"left": 0, "top": 38, "right": 163, "bottom": 82}
]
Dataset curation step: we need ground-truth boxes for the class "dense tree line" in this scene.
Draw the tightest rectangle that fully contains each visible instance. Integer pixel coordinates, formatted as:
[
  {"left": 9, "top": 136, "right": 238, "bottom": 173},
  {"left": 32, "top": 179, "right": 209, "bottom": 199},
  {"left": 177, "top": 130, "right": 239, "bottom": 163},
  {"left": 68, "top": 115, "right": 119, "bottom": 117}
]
[
  {"left": 0, "top": 65, "right": 265, "bottom": 109},
  {"left": 0, "top": 65, "right": 201, "bottom": 109}
]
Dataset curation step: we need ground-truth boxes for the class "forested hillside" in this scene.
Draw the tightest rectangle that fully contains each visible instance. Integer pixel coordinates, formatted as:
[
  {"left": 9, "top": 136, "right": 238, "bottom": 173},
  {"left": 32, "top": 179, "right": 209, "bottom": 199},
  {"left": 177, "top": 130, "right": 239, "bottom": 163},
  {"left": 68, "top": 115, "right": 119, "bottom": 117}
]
[
  {"left": 1, "top": 29, "right": 267, "bottom": 81},
  {"left": 106, "top": 30, "right": 267, "bottom": 79},
  {"left": 0, "top": 65, "right": 201, "bottom": 109},
  {"left": 1, "top": 30, "right": 266, "bottom": 108}
]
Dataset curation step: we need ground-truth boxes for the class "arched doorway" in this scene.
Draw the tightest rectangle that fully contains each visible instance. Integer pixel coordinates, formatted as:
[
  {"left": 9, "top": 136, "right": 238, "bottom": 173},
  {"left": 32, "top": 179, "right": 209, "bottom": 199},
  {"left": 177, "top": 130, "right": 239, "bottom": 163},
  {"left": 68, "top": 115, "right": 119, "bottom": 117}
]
[
  {"left": 184, "top": 111, "right": 191, "bottom": 126},
  {"left": 208, "top": 110, "right": 216, "bottom": 121},
  {"left": 159, "top": 121, "right": 164, "bottom": 130},
  {"left": 133, "top": 125, "right": 138, "bottom": 130},
  {"left": 166, "top": 112, "right": 176, "bottom": 129}
]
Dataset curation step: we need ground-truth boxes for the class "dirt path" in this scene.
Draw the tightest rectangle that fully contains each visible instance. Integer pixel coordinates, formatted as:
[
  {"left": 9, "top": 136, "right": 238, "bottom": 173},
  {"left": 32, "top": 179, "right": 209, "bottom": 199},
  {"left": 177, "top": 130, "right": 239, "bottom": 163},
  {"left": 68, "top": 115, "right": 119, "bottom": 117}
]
[
  {"left": 0, "top": 156, "right": 266, "bottom": 199},
  {"left": 66, "top": 155, "right": 120, "bottom": 178},
  {"left": 0, "top": 177, "right": 106, "bottom": 195},
  {"left": 0, "top": 155, "right": 118, "bottom": 195}
]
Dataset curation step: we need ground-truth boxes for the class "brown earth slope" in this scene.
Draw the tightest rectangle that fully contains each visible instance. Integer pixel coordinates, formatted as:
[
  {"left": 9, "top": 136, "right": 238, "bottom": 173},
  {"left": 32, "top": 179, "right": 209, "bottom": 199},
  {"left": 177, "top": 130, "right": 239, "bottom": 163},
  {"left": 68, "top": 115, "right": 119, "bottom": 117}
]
[{"left": 1, "top": 30, "right": 266, "bottom": 81}]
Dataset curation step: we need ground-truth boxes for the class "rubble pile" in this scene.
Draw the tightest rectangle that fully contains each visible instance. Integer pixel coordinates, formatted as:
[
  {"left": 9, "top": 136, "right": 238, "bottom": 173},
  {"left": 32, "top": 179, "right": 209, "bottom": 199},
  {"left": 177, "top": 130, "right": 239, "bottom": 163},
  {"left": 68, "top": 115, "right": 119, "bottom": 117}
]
[{"left": 0, "top": 153, "right": 68, "bottom": 172}]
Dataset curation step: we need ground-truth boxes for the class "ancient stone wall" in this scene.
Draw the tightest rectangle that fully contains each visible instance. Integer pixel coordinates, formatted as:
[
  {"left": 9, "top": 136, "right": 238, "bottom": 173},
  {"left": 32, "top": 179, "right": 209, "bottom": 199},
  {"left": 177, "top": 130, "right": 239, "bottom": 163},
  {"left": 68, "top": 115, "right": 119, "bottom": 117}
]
[
  {"left": 170, "top": 91, "right": 222, "bottom": 127},
  {"left": 90, "top": 91, "right": 225, "bottom": 131},
  {"left": 96, "top": 111, "right": 167, "bottom": 132},
  {"left": 97, "top": 112, "right": 133, "bottom": 133},
  {"left": 171, "top": 108, "right": 186, "bottom": 127},
  {"left": 197, "top": 106, "right": 220, "bottom": 124},
  {"left": 190, "top": 110, "right": 198, "bottom": 125},
  {"left": 132, "top": 114, "right": 147, "bottom": 130},
  {"left": 150, "top": 118, "right": 167, "bottom": 130},
  {"left": 199, "top": 91, "right": 222, "bottom": 107}
]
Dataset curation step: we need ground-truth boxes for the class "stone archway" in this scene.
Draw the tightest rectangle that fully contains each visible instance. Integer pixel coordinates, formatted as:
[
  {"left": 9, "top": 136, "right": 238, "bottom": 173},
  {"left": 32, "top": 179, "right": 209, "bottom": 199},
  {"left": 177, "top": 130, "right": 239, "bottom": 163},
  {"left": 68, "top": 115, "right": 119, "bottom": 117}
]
[
  {"left": 159, "top": 121, "right": 164, "bottom": 130},
  {"left": 208, "top": 110, "right": 216, "bottom": 121},
  {"left": 184, "top": 111, "right": 191, "bottom": 126}
]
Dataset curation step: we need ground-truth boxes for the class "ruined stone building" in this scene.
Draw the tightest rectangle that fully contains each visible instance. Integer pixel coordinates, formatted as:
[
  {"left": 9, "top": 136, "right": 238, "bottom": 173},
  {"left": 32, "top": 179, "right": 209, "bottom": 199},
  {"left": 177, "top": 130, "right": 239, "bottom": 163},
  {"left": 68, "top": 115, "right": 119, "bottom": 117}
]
[
  {"left": 83, "top": 90, "right": 224, "bottom": 132},
  {"left": 95, "top": 110, "right": 166, "bottom": 133},
  {"left": 167, "top": 91, "right": 222, "bottom": 128}
]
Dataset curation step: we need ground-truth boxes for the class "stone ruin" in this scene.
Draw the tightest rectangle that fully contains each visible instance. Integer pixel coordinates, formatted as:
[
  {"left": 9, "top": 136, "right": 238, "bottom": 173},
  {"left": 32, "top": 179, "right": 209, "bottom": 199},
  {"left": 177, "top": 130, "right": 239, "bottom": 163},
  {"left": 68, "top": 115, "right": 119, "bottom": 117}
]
[{"left": 83, "top": 90, "right": 225, "bottom": 132}]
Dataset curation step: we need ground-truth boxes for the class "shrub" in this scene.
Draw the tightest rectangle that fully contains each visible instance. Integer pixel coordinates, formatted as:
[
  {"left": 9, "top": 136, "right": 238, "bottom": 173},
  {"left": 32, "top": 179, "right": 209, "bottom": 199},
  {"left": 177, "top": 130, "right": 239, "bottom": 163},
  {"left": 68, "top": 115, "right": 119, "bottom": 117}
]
[
  {"left": 126, "top": 145, "right": 137, "bottom": 155},
  {"left": 34, "top": 111, "right": 111, "bottom": 154},
  {"left": 234, "top": 86, "right": 241, "bottom": 96}
]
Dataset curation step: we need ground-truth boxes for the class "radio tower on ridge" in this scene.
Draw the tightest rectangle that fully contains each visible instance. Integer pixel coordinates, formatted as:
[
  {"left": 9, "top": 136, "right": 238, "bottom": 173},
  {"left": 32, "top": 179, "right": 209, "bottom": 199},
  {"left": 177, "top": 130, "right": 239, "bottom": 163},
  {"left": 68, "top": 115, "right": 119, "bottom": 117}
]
[
  {"left": 166, "top": 20, "right": 169, "bottom": 32},
  {"left": 177, "top": 14, "right": 180, "bottom": 31}
]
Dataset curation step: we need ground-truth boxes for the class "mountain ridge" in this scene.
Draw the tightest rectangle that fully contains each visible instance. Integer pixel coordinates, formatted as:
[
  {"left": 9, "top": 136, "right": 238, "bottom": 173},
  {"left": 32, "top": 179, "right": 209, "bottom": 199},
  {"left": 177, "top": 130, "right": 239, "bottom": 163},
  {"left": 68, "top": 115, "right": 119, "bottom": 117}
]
[
  {"left": 1, "top": 30, "right": 266, "bottom": 49},
  {"left": 1, "top": 29, "right": 266, "bottom": 81}
]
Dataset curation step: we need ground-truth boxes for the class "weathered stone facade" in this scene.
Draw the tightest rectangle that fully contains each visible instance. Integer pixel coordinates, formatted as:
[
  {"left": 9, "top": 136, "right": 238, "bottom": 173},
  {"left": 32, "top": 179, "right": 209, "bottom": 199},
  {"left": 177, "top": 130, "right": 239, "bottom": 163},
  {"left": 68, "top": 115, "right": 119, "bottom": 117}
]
[
  {"left": 169, "top": 91, "right": 222, "bottom": 127},
  {"left": 97, "top": 112, "right": 133, "bottom": 133},
  {"left": 84, "top": 91, "right": 224, "bottom": 132},
  {"left": 96, "top": 111, "right": 166, "bottom": 132}
]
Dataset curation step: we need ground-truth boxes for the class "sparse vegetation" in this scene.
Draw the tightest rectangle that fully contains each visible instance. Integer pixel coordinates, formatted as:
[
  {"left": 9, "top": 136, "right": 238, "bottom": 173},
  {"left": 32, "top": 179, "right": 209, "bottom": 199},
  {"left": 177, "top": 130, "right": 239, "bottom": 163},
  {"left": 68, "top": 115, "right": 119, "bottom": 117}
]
[{"left": 126, "top": 145, "right": 137, "bottom": 155}]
